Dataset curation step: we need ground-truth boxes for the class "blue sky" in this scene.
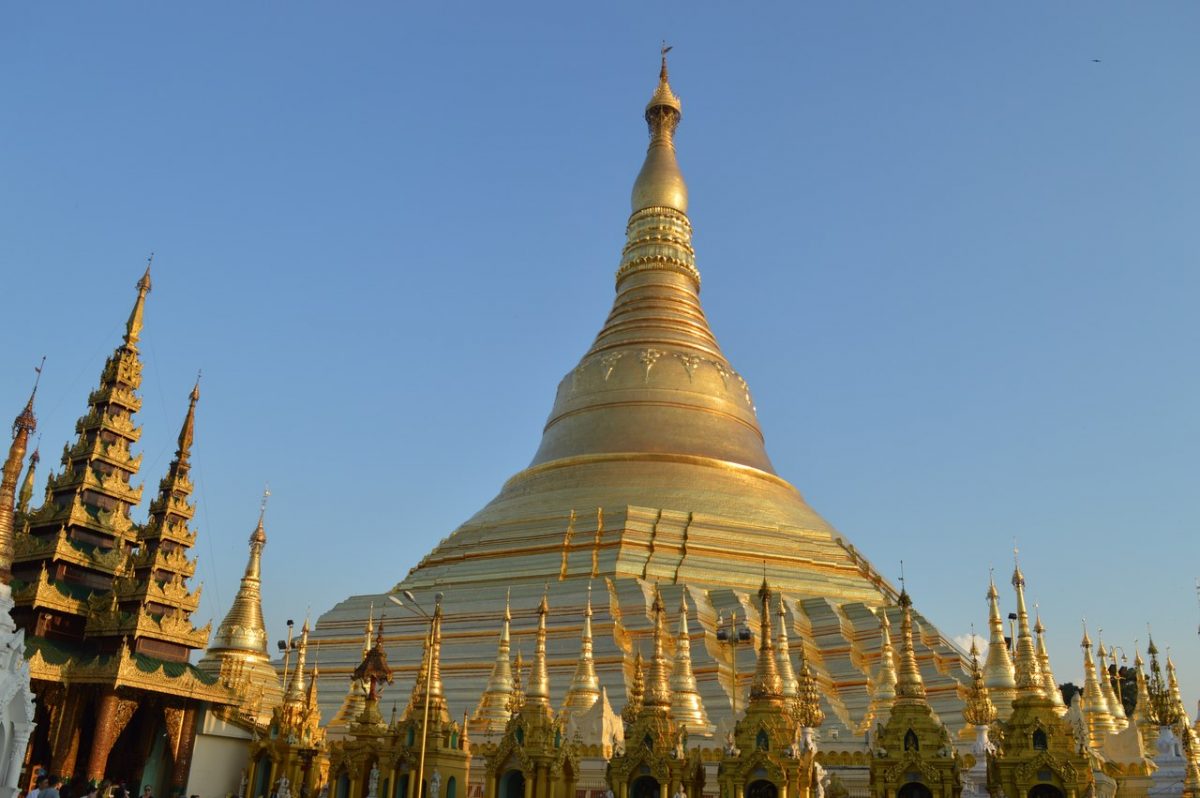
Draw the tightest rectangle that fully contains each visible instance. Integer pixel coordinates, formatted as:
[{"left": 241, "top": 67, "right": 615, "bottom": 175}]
[{"left": 2, "top": 3, "right": 1198, "bottom": 708}]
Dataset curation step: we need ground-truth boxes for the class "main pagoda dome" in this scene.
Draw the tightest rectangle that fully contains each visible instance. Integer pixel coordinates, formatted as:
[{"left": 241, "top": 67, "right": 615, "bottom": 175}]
[{"left": 311, "top": 55, "right": 969, "bottom": 743}]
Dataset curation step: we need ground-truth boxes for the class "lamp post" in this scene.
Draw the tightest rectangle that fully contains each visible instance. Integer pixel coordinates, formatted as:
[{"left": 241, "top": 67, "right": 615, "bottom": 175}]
[
  {"left": 389, "top": 590, "right": 443, "bottom": 798},
  {"left": 277, "top": 619, "right": 297, "bottom": 689},
  {"left": 715, "top": 609, "right": 752, "bottom": 720}
]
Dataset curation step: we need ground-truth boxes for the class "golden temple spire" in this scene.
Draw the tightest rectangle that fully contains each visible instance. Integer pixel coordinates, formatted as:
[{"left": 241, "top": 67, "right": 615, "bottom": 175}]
[
  {"left": 669, "top": 590, "right": 710, "bottom": 733},
  {"left": 749, "top": 579, "right": 783, "bottom": 701},
  {"left": 17, "top": 439, "right": 39, "bottom": 517},
  {"left": 622, "top": 651, "right": 645, "bottom": 724},
  {"left": 1146, "top": 633, "right": 1179, "bottom": 727},
  {"left": 176, "top": 375, "right": 200, "bottom": 461},
  {"left": 1034, "top": 611, "right": 1066, "bottom": 714},
  {"left": 983, "top": 572, "right": 1017, "bottom": 716},
  {"left": 563, "top": 584, "right": 601, "bottom": 715},
  {"left": 1095, "top": 634, "right": 1127, "bottom": 729},
  {"left": 643, "top": 584, "right": 672, "bottom": 711},
  {"left": 208, "top": 497, "right": 271, "bottom": 656},
  {"left": 1080, "top": 622, "right": 1115, "bottom": 747},
  {"left": 525, "top": 589, "right": 552, "bottom": 711},
  {"left": 0, "top": 369, "right": 38, "bottom": 582},
  {"left": 284, "top": 619, "right": 310, "bottom": 704},
  {"left": 1010, "top": 555, "right": 1044, "bottom": 698},
  {"left": 507, "top": 649, "right": 526, "bottom": 714},
  {"left": 1131, "top": 648, "right": 1160, "bottom": 751},
  {"left": 630, "top": 43, "right": 686, "bottom": 215},
  {"left": 795, "top": 632, "right": 825, "bottom": 729},
  {"left": 473, "top": 589, "right": 516, "bottom": 731},
  {"left": 873, "top": 608, "right": 898, "bottom": 717},
  {"left": 776, "top": 592, "right": 800, "bottom": 704},
  {"left": 894, "top": 589, "right": 927, "bottom": 704},
  {"left": 962, "top": 638, "right": 997, "bottom": 728},
  {"left": 124, "top": 259, "right": 153, "bottom": 349},
  {"left": 1167, "top": 655, "right": 1187, "bottom": 728}
]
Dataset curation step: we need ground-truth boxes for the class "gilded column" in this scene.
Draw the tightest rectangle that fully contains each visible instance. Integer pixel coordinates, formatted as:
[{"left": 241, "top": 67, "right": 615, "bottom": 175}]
[
  {"left": 170, "top": 704, "right": 198, "bottom": 789},
  {"left": 86, "top": 691, "right": 119, "bottom": 781}
]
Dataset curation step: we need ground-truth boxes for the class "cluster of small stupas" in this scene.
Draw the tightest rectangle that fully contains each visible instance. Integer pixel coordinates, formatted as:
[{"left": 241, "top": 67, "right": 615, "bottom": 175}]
[{"left": 2, "top": 50, "right": 1199, "bottom": 798}]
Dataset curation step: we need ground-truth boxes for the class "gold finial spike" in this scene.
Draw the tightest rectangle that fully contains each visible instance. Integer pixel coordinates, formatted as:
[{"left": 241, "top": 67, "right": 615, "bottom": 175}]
[
  {"left": 1034, "top": 610, "right": 1065, "bottom": 712},
  {"left": 0, "top": 368, "right": 41, "bottom": 581},
  {"left": 631, "top": 44, "right": 686, "bottom": 214},
  {"left": 963, "top": 634, "right": 997, "bottom": 728},
  {"left": 894, "top": 587, "right": 927, "bottom": 704},
  {"left": 1010, "top": 554, "right": 1043, "bottom": 697},
  {"left": 670, "top": 589, "right": 710, "bottom": 732},
  {"left": 176, "top": 378, "right": 201, "bottom": 458},
  {"left": 643, "top": 583, "right": 672, "bottom": 709},
  {"left": 563, "top": 582, "right": 601, "bottom": 715},
  {"left": 17, "top": 434, "right": 40, "bottom": 516},
  {"left": 873, "top": 607, "right": 898, "bottom": 714},
  {"left": 525, "top": 588, "right": 552, "bottom": 708},
  {"left": 749, "top": 579, "right": 783, "bottom": 701},
  {"left": 124, "top": 259, "right": 154, "bottom": 348},
  {"left": 983, "top": 570, "right": 1017, "bottom": 716}
]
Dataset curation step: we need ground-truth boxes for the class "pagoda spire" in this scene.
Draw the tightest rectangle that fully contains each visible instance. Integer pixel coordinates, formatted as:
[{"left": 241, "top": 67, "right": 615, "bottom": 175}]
[
  {"left": 630, "top": 44, "right": 687, "bottom": 216},
  {"left": 643, "top": 584, "right": 672, "bottom": 711},
  {"left": 0, "top": 371, "right": 38, "bottom": 582},
  {"left": 1095, "top": 634, "right": 1127, "bottom": 729},
  {"left": 284, "top": 619, "right": 310, "bottom": 704},
  {"left": 563, "top": 584, "right": 600, "bottom": 715},
  {"left": 894, "top": 589, "right": 927, "bottom": 704},
  {"left": 983, "top": 572, "right": 1017, "bottom": 717},
  {"left": 524, "top": 589, "right": 552, "bottom": 713},
  {"left": 622, "top": 651, "right": 645, "bottom": 724},
  {"left": 776, "top": 592, "right": 800, "bottom": 709},
  {"left": 16, "top": 440, "right": 39, "bottom": 517},
  {"left": 208, "top": 494, "right": 270, "bottom": 656},
  {"left": 408, "top": 596, "right": 450, "bottom": 724},
  {"left": 1167, "top": 655, "right": 1187, "bottom": 727},
  {"left": 1131, "top": 649, "right": 1160, "bottom": 751},
  {"left": 962, "top": 638, "right": 997, "bottom": 729},
  {"left": 1146, "top": 634, "right": 1179, "bottom": 727},
  {"left": 748, "top": 579, "right": 783, "bottom": 702},
  {"left": 873, "top": 608, "right": 898, "bottom": 719},
  {"left": 669, "top": 590, "right": 710, "bottom": 733},
  {"left": 472, "top": 590, "right": 515, "bottom": 732},
  {"left": 508, "top": 650, "right": 526, "bottom": 714},
  {"left": 795, "top": 632, "right": 824, "bottom": 729},
  {"left": 1034, "top": 611, "right": 1066, "bottom": 714},
  {"left": 1010, "top": 556, "right": 1044, "bottom": 698},
  {"left": 124, "top": 260, "right": 152, "bottom": 349},
  {"left": 1079, "top": 622, "right": 1115, "bottom": 747}
]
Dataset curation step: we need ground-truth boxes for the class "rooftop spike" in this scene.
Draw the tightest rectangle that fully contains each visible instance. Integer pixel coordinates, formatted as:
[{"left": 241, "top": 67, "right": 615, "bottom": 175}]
[
  {"left": 669, "top": 590, "right": 710, "bottom": 733},
  {"left": 1080, "top": 622, "right": 1116, "bottom": 747},
  {"left": 748, "top": 579, "right": 783, "bottom": 702},
  {"left": 1010, "top": 557, "right": 1044, "bottom": 698},
  {"left": 525, "top": 589, "right": 552, "bottom": 711},
  {"left": 962, "top": 638, "right": 997, "bottom": 728},
  {"left": 1095, "top": 634, "right": 1126, "bottom": 729},
  {"left": 894, "top": 589, "right": 927, "bottom": 704},
  {"left": 563, "top": 584, "right": 601, "bottom": 715},
  {"left": 208, "top": 503, "right": 270, "bottom": 655},
  {"left": 776, "top": 592, "right": 800, "bottom": 704},
  {"left": 795, "top": 631, "right": 824, "bottom": 729},
  {"left": 283, "top": 619, "right": 310, "bottom": 704},
  {"left": 1131, "top": 648, "right": 1160, "bottom": 751},
  {"left": 631, "top": 44, "right": 686, "bottom": 215},
  {"left": 622, "top": 651, "right": 645, "bottom": 724},
  {"left": 983, "top": 572, "right": 1017, "bottom": 717},
  {"left": 16, "top": 440, "right": 39, "bottom": 517},
  {"left": 0, "top": 370, "right": 39, "bottom": 581},
  {"left": 473, "top": 590, "right": 516, "bottom": 732},
  {"left": 643, "top": 585, "right": 672, "bottom": 710},
  {"left": 873, "top": 608, "right": 898, "bottom": 719},
  {"left": 124, "top": 259, "right": 153, "bottom": 349},
  {"left": 1034, "top": 611, "right": 1065, "bottom": 714}
]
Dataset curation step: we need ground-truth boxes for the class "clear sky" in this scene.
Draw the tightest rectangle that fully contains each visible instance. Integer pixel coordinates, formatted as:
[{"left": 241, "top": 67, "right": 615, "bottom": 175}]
[{"left": 2, "top": 3, "right": 1198, "bottom": 710}]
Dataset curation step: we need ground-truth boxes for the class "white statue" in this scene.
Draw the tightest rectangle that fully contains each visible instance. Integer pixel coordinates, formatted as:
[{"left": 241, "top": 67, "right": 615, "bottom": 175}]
[
  {"left": 673, "top": 788, "right": 686, "bottom": 798},
  {"left": 367, "top": 765, "right": 380, "bottom": 798},
  {"left": 811, "top": 761, "right": 827, "bottom": 798},
  {"left": 724, "top": 730, "right": 740, "bottom": 756},
  {"left": 431, "top": 769, "right": 442, "bottom": 798},
  {"left": 276, "top": 777, "right": 291, "bottom": 798}
]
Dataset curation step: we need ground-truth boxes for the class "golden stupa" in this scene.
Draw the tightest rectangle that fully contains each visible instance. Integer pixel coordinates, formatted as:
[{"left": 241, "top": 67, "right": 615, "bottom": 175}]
[{"left": 309, "top": 54, "right": 969, "bottom": 744}]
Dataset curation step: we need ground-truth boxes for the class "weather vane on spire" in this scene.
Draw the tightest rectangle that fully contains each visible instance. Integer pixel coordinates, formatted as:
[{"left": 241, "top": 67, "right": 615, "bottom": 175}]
[{"left": 260, "top": 484, "right": 271, "bottom": 520}]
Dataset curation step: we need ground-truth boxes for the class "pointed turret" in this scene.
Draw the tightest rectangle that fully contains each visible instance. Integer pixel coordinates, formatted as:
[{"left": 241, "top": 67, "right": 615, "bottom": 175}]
[
  {"left": 630, "top": 48, "right": 686, "bottom": 216},
  {"left": 1147, "top": 635, "right": 1179, "bottom": 728},
  {"left": 1034, "top": 611, "right": 1066, "bottom": 714},
  {"left": 748, "top": 579, "right": 784, "bottom": 703},
  {"left": 1168, "top": 656, "right": 1187, "bottom": 728},
  {"left": 1080, "top": 623, "right": 1116, "bottom": 747},
  {"left": 670, "top": 590, "right": 711, "bottom": 734},
  {"left": 284, "top": 620, "right": 310, "bottom": 704},
  {"left": 894, "top": 589, "right": 927, "bottom": 705},
  {"left": 407, "top": 596, "right": 450, "bottom": 725},
  {"left": 983, "top": 573, "right": 1017, "bottom": 717},
  {"left": 962, "top": 638, "right": 997, "bottom": 728},
  {"left": 563, "top": 584, "right": 601, "bottom": 716},
  {"left": 1095, "top": 635, "right": 1126, "bottom": 729},
  {"left": 1131, "top": 649, "right": 1160, "bottom": 751},
  {"left": 524, "top": 590, "right": 552, "bottom": 714},
  {"left": 873, "top": 608, "right": 898, "bottom": 720},
  {"left": 16, "top": 441, "right": 38, "bottom": 518},
  {"left": 795, "top": 634, "right": 824, "bottom": 729},
  {"left": 124, "top": 264, "right": 152, "bottom": 349},
  {"left": 643, "top": 585, "right": 672, "bottom": 712},
  {"left": 0, "top": 378, "right": 37, "bottom": 582},
  {"left": 622, "top": 651, "right": 645, "bottom": 724},
  {"left": 508, "top": 650, "right": 526, "bottom": 714},
  {"left": 331, "top": 606, "right": 375, "bottom": 730},
  {"left": 776, "top": 593, "right": 800, "bottom": 710},
  {"left": 473, "top": 591, "right": 516, "bottom": 733},
  {"left": 199, "top": 491, "right": 284, "bottom": 720},
  {"left": 1010, "top": 559, "right": 1044, "bottom": 699}
]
